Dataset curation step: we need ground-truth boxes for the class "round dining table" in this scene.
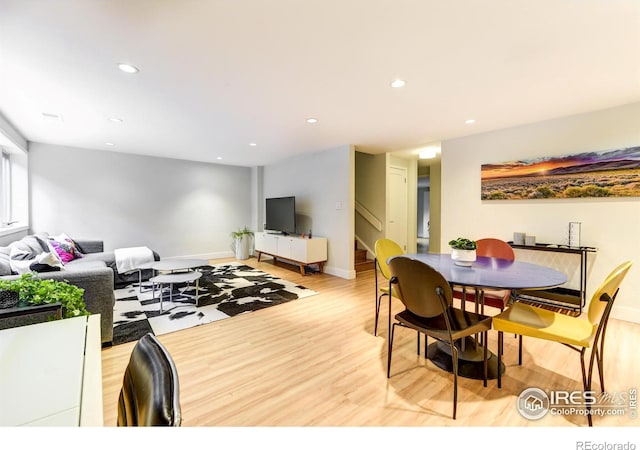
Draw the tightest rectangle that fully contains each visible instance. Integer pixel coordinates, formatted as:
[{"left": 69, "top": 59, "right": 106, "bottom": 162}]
[{"left": 387, "top": 253, "right": 568, "bottom": 380}]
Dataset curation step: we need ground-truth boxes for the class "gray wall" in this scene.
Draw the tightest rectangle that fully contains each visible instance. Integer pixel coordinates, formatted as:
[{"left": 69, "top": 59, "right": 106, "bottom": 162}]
[
  {"left": 29, "top": 143, "right": 252, "bottom": 259},
  {"left": 263, "top": 145, "right": 354, "bottom": 279}
]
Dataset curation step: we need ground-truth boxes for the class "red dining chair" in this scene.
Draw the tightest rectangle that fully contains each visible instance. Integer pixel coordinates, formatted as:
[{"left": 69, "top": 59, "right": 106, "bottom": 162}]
[{"left": 453, "top": 238, "right": 515, "bottom": 314}]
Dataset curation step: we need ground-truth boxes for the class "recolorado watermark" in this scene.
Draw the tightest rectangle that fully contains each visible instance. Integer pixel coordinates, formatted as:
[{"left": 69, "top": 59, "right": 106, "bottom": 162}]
[
  {"left": 576, "top": 442, "right": 636, "bottom": 450},
  {"left": 516, "top": 387, "right": 637, "bottom": 420}
]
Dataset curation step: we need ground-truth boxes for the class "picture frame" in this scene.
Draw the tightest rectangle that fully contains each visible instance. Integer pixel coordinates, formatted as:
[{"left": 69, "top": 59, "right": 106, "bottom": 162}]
[{"left": 481, "top": 146, "right": 640, "bottom": 200}]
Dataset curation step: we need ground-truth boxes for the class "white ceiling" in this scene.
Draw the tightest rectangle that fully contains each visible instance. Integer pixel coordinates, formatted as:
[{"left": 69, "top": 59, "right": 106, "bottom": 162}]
[{"left": 1, "top": 0, "right": 639, "bottom": 166}]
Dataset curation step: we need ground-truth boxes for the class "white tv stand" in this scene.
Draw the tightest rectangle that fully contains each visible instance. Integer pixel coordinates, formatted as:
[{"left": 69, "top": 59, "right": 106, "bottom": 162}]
[{"left": 254, "top": 232, "right": 327, "bottom": 275}]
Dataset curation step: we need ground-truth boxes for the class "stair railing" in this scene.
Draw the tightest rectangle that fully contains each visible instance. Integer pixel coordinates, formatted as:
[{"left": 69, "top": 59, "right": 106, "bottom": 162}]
[{"left": 355, "top": 201, "right": 382, "bottom": 232}]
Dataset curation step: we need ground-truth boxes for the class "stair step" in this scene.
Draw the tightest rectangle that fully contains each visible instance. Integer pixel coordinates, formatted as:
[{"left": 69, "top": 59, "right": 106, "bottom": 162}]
[
  {"left": 355, "top": 248, "right": 368, "bottom": 263},
  {"left": 355, "top": 259, "right": 375, "bottom": 272}
]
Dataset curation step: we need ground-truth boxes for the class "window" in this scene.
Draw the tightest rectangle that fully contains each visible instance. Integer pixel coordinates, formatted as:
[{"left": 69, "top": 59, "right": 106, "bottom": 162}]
[
  {"left": 0, "top": 145, "right": 27, "bottom": 236},
  {"left": 1, "top": 150, "right": 11, "bottom": 225}
]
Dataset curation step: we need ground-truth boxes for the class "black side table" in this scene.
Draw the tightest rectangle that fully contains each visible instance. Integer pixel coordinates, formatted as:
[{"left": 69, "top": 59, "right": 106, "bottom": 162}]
[
  {"left": 508, "top": 242, "right": 597, "bottom": 314},
  {"left": 0, "top": 302, "right": 63, "bottom": 321}
]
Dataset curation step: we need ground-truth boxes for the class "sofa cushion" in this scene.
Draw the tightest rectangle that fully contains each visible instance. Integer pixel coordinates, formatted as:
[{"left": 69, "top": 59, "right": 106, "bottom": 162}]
[
  {"left": 62, "top": 259, "right": 109, "bottom": 271},
  {"left": 9, "top": 235, "right": 50, "bottom": 255},
  {"left": 66, "top": 250, "right": 114, "bottom": 267},
  {"left": 5, "top": 235, "right": 66, "bottom": 274},
  {"left": 29, "top": 251, "right": 63, "bottom": 272},
  {"left": 49, "top": 233, "right": 83, "bottom": 263}
]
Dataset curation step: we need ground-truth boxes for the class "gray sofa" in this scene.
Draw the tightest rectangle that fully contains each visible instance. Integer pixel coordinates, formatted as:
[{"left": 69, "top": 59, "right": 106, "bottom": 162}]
[{"left": 0, "top": 233, "right": 160, "bottom": 346}]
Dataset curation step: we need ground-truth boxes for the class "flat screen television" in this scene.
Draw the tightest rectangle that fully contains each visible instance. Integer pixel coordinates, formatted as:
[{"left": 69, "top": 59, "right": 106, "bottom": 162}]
[{"left": 265, "top": 196, "right": 296, "bottom": 235}]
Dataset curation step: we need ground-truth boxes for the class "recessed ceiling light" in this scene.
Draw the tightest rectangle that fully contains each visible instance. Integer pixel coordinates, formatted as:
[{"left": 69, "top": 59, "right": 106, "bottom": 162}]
[
  {"left": 105, "top": 142, "right": 115, "bottom": 146},
  {"left": 109, "top": 117, "right": 123, "bottom": 123},
  {"left": 419, "top": 149, "right": 437, "bottom": 159},
  {"left": 249, "top": 142, "right": 257, "bottom": 147},
  {"left": 42, "top": 112, "right": 62, "bottom": 121},
  {"left": 306, "top": 118, "right": 318, "bottom": 124},
  {"left": 465, "top": 119, "right": 476, "bottom": 124},
  {"left": 217, "top": 156, "right": 222, "bottom": 160},
  {"left": 391, "top": 79, "right": 406, "bottom": 88},
  {"left": 118, "top": 63, "right": 139, "bottom": 74}
]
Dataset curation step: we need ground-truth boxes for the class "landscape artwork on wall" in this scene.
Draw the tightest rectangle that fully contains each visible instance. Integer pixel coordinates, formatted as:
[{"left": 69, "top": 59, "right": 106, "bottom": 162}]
[{"left": 481, "top": 146, "right": 640, "bottom": 200}]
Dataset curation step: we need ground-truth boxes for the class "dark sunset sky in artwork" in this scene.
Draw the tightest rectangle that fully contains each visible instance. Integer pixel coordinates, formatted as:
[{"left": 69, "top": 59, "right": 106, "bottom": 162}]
[{"left": 481, "top": 146, "right": 640, "bottom": 179}]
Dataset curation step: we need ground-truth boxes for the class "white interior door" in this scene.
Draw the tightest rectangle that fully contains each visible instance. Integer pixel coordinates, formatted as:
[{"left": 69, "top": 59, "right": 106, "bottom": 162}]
[{"left": 388, "top": 166, "right": 408, "bottom": 251}]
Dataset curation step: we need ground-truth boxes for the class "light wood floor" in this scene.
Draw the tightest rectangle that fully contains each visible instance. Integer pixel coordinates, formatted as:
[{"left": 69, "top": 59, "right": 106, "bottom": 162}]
[{"left": 101, "top": 256, "right": 640, "bottom": 427}]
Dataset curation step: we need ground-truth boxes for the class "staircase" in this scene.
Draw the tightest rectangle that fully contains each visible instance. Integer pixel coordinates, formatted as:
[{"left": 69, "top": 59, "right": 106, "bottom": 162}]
[{"left": 355, "top": 240, "right": 375, "bottom": 273}]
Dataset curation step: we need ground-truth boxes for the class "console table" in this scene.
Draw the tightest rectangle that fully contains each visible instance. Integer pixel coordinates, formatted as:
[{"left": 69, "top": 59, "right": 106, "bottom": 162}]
[
  {"left": 0, "top": 315, "right": 103, "bottom": 426},
  {"left": 508, "top": 242, "right": 597, "bottom": 314},
  {"left": 255, "top": 232, "right": 327, "bottom": 275}
]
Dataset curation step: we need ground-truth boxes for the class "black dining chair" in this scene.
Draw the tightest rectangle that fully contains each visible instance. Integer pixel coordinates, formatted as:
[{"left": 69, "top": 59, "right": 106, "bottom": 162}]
[
  {"left": 387, "top": 256, "right": 492, "bottom": 419},
  {"left": 117, "top": 333, "right": 182, "bottom": 426}
]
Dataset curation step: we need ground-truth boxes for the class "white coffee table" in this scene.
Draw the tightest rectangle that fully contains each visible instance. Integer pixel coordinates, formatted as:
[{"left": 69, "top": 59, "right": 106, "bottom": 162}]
[
  {"left": 148, "top": 259, "right": 209, "bottom": 272},
  {"left": 136, "top": 258, "right": 209, "bottom": 293},
  {"left": 150, "top": 271, "right": 203, "bottom": 313}
]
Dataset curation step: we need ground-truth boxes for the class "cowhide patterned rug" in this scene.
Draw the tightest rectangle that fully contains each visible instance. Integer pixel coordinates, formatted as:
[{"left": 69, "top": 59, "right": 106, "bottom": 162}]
[{"left": 112, "top": 262, "right": 318, "bottom": 346}]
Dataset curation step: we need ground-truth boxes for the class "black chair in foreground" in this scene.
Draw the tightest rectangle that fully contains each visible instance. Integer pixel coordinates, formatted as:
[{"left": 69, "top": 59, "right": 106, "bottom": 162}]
[
  {"left": 387, "top": 256, "right": 492, "bottom": 419},
  {"left": 117, "top": 333, "right": 182, "bottom": 426}
]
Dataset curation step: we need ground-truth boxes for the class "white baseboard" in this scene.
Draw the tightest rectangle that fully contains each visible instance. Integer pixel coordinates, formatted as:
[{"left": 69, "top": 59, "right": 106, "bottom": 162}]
[
  {"left": 324, "top": 266, "right": 356, "bottom": 280},
  {"left": 248, "top": 255, "right": 355, "bottom": 280},
  {"left": 164, "top": 250, "right": 235, "bottom": 261}
]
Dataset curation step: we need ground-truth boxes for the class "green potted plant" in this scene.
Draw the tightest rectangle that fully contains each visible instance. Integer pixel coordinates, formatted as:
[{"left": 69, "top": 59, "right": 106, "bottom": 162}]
[
  {"left": 231, "top": 226, "right": 254, "bottom": 260},
  {"left": 448, "top": 237, "right": 477, "bottom": 267},
  {"left": 0, "top": 273, "right": 89, "bottom": 319}
]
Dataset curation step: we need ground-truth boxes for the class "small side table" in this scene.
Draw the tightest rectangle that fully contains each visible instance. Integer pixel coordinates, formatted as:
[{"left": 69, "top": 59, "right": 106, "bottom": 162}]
[
  {"left": 150, "top": 271, "right": 203, "bottom": 313},
  {"left": 0, "top": 302, "right": 63, "bottom": 321}
]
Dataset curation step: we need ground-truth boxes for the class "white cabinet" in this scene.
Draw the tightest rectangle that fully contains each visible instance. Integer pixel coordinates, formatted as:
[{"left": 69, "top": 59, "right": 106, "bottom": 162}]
[
  {"left": 254, "top": 232, "right": 327, "bottom": 275},
  {"left": 255, "top": 232, "right": 278, "bottom": 255}
]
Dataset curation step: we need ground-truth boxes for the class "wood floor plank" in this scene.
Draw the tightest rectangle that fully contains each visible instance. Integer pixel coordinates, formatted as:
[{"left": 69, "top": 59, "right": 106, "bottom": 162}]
[{"left": 101, "top": 256, "right": 640, "bottom": 427}]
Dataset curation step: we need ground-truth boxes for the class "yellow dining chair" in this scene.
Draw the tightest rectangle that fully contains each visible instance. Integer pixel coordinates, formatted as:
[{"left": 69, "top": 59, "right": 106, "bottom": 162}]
[
  {"left": 493, "top": 261, "right": 632, "bottom": 426},
  {"left": 373, "top": 238, "right": 404, "bottom": 336}
]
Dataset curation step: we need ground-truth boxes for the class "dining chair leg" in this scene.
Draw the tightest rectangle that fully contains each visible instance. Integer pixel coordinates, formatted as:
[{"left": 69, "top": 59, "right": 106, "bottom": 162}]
[
  {"left": 451, "top": 343, "right": 459, "bottom": 420},
  {"left": 595, "top": 346, "right": 605, "bottom": 392},
  {"left": 497, "top": 331, "right": 503, "bottom": 389},
  {"left": 518, "top": 335, "right": 523, "bottom": 365},
  {"left": 374, "top": 293, "right": 383, "bottom": 336},
  {"left": 387, "top": 294, "right": 392, "bottom": 361},
  {"left": 581, "top": 348, "right": 594, "bottom": 427},
  {"left": 387, "top": 323, "right": 397, "bottom": 378},
  {"left": 424, "top": 334, "right": 428, "bottom": 358},
  {"left": 598, "top": 319, "right": 611, "bottom": 391},
  {"left": 483, "top": 330, "right": 488, "bottom": 387},
  {"left": 416, "top": 331, "right": 421, "bottom": 356}
]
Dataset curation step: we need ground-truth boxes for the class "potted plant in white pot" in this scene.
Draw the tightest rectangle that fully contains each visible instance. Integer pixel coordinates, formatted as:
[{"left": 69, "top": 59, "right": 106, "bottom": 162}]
[
  {"left": 231, "top": 226, "right": 254, "bottom": 260},
  {"left": 448, "top": 237, "right": 477, "bottom": 267}
]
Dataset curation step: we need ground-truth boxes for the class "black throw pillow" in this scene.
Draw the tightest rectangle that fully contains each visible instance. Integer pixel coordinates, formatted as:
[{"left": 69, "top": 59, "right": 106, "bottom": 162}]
[{"left": 29, "top": 262, "right": 62, "bottom": 273}]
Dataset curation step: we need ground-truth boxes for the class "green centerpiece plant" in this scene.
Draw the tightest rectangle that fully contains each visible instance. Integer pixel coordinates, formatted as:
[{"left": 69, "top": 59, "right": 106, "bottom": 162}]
[
  {"left": 0, "top": 273, "right": 89, "bottom": 319},
  {"left": 448, "top": 237, "right": 477, "bottom": 267},
  {"left": 448, "top": 237, "right": 477, "bottom": 250}
]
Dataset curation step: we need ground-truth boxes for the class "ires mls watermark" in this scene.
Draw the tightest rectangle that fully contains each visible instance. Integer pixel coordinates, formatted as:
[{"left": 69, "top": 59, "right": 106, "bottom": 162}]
[{"left": 516, "top": 387, "right": 637, "bottom": 420}]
